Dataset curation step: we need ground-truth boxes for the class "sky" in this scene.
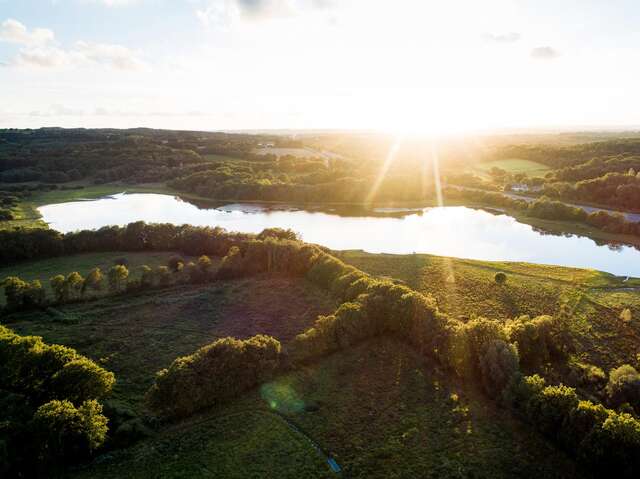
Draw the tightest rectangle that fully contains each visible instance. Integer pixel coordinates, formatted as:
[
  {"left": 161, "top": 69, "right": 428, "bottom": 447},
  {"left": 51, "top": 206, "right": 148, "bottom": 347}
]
[{"left": 1, "top": 0, "right": 640, "bottom": 133}]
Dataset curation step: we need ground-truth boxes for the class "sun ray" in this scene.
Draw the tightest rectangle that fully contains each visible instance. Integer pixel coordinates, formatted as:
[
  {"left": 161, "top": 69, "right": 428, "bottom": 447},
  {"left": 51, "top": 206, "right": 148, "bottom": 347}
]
[{"left": 365, "top": 134, "right": 403, "bottom": 205}]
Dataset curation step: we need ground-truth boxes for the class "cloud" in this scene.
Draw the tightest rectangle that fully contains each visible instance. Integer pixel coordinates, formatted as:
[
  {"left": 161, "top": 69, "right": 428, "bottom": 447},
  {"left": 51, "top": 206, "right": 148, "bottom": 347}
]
[
  {"left": 13, "top": 42, "right": 146, "bottom": 70},
  {"left": 531, "top": 46, "right": 559, "bottom": 60},
  {"left": 29, "top": 105, "right": 85, "bottom": 117},
  {"left": 482, "top": 32, "right": 520, "bottom": 43},
  {"left": 196, "top": 0, "right": 329, "bottom": 27},
  {"left": 0, "top": 18, "right": 55, "bottom": 46},
  {"left": 74, "top": 41, "right": 146, "bottom": 70},
  {"left": 80, "top": 0, "right": 141, "bottom": 6}
]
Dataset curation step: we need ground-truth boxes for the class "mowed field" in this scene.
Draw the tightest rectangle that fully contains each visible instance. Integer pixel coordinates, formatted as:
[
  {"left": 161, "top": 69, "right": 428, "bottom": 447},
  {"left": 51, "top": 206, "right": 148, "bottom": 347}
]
[
  {"left": 472, "top": 158, "right": 551, "bottom": 177},
  {"left": 339, "top": 250, "right": 640, "bottom": 377},
  {"left": 71, "top": 338, "right": 582, "bottom": 479}
]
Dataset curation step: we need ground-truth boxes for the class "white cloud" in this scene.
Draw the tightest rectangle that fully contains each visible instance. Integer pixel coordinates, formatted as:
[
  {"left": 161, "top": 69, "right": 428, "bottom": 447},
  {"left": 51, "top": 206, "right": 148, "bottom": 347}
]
[
  {"left": 12, "top": 42, "right": 146, "bottom": 70},
  {"left": 531, "top": 46, "right": 560, "bottom": 60},
  {"left": 482, "top": 32, "right": 520, "bottom": 43},
  {"left": 195, "top": 0, "right": 328, "bottom": 27},
  {"left": 74, "top": 41, "right": 146, "bottom": 70},
  {"left": 0, "top": 18, "right": 55, "bottom": 46},
  {"left": 1, "top": 19, "right": 146, "bottom": 70},
  {"left": 80, "top": 0, "right": 142, "bottom": 6}
]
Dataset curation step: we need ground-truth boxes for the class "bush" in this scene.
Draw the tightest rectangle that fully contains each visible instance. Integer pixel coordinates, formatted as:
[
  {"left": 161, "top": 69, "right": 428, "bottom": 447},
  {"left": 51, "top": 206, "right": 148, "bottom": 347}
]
[
  {"left": 32, "top": 399, "right": 108, "bottom": 463},
  {"left": 506, "top": 315, "right": 563, "bottom": 369},
  {"left": 256, "top": 227, "right": 299, "bottom": 241},
  {"left": 146, "top": 335, "right": 281, "bottom": 418},
  {"left": 494, "top": 272, "right": 507, "bottom": 284},
  {"left": 3, "top": 276, "right": 46, "bottom": 310},
  {"left": 108, "top": 265, "right": 129, "bottom": 293},
  {"left": 478, "top": 339, "right": 519, "bottom": 398},
  {"left": 51, "top": 358, "right": 115, "bottom": 405},
  {"left": 620, "top": 308, "right": 633, "bottom": 324},
  {"left": 606, "top": 365, "right": 640, "bottom": 410},
  {"left": 168, "top": 255, "right": 184, "bottom": 272}
]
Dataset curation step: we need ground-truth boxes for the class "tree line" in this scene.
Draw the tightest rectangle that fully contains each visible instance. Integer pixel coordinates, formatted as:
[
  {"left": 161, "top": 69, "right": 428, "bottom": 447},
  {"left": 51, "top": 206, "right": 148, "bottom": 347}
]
[
  {"left": 2, "top": 254, "right": 221, "bottom": 312},
  {"left": 445, "top": 187, "right": 640, "bottom": 237}
]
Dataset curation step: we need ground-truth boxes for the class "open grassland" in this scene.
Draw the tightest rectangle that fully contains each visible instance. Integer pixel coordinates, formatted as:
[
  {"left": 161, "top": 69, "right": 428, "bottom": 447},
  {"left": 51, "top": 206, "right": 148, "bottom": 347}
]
[
  {"left": 6, "top": 275, "right": 337, "bottom": 410},
  {"left": 339, "top": 250, "right": 640, "bottom": 379},
  {"left": 72, "top": 338, "right": 580, "bottom": 479},
  {"left": 472, "top": 159, "right": 551, "bottom": 177},
  {"left": 0, "top": 252, "right": 183, "bottom": 305},
  {"left": 72, "top": 409, "right": 333, "bottom": 479}
]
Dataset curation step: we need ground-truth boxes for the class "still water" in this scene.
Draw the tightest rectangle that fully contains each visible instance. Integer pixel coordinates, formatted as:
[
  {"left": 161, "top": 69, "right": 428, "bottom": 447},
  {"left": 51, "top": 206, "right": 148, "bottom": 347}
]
[{"left": 38, "top": 193, "right": 640, "bottom": 277}]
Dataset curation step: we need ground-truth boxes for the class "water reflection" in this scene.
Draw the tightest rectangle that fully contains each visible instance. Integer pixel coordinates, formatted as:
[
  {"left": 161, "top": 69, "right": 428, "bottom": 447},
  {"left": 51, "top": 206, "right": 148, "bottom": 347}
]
[{"left": 38, "top": 193, "right": 640, "bottom": 277}]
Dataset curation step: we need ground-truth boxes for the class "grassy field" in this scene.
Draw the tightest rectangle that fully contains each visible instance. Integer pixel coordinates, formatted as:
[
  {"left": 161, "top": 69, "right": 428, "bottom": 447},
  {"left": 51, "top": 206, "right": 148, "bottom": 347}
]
[
  {"left": 0, "top": 251, "right": 184, "bottom": 305},
  {"left": 6, "top": 275, "right": 336, "bottom": 409},
  {"left": 472, "top": 159, "right": 551, "bottom": 177},
  {"left": 71, "top": 338, "right": 581, "bottom": 479},
  {"left": 72, "top": 408, "right": 333, "bottom": 479},
  {"left": 339, "top": 250, "right": 640, "bottom": 380}
]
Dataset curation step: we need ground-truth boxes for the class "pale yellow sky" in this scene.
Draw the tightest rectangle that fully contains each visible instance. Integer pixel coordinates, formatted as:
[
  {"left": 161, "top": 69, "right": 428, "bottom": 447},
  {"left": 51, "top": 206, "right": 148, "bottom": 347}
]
[{"left": 1, "top": 0, "right": 639, "bottom": 132}]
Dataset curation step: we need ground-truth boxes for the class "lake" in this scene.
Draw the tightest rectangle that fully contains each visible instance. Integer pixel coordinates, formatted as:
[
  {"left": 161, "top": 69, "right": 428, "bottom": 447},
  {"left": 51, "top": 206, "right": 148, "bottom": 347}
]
[{"left": 38, "top": 193, "right": 640, "bottom": 277}]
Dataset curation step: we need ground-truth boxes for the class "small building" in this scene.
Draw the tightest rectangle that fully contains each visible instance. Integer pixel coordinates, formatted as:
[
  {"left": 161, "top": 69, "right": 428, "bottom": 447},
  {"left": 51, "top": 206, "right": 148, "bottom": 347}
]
[{"left": 510, "top": 183, "right": 529, "bottom": 193}]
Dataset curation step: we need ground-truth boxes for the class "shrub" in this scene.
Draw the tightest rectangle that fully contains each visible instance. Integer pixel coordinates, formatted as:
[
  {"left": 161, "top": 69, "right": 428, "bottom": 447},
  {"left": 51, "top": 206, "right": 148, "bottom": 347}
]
[
  {"left": 506, "top": 315, "right": 562, "bottom": 369},
  {"left": 580, "top": 410, "right": 640, "bottom": 476},
  {"left": 139, "top": 265, "right": 154, "bottom": 287},
  {"left": 168, "top": 255, "right": 184, "bottom": 272},
  {"left": 32, "top": 399, "right": 108, "bottom": 463},
  {"left": 108, "top": 264, "right": 129, "bottom": 293},
  {"left": 606, "top": 365, "right": 640, "bottom": 410},
  {"left": 256, "top": 228, "right": 299, "bottom": 241},
  {"left": 3, "top": 276, "right": 46, "bottom": 310},
  {"left": 620, "top": 308, "right": 633, "bottom": 324},
  {"left": 82, "top": 267, "right": 103, "bottom": 295},
  {"left": 113, "top": 257, "right": 129, "bottom": 267},
  {"left": 494, "top": 272, "right": 507, "bottom": 284},
  {"left": 157, "top": 265, "right": 171, "bottom": 286},
  {"left": 478, "top": 339, "right": 520, "bottom": 398},
  {"left": 51, "top": 358, "right": 115, "bottom": 405},
  {"left": 146, "top": 335, "right": 281, "bottom": 418},
  {"left": 529, "top": 384, "right": 579, "bottom": 438}
]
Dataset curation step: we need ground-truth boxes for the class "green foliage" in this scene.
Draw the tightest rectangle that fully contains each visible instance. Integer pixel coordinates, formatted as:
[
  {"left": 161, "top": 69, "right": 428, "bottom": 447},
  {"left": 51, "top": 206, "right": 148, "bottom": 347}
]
[
  {"left": 32, "top": 399, "right": 108, "bottom": 463},
  {"left": 139, "top": 264, "right": 154, "bottom": 287},
  {"left": 2, "top": 276, "right": 46, "bottom": 310},
  {"left": 108, "top": 264, "right": 129, "bottom": 293},
  {"left": 494, "top": 272, "right": 507, "bottom": 284},
  {"left": 83, "top": 267, "right": 103, "bottom": 295},
  {"left": 478, "top": 339, "right": 519, "bottom": 398},
  {"left": 506, "top": 315, "right": 564, "bottom": 370},
  {"left": 509, "top": 373, "right": 640, "bottom": 477},
  {"left": 620, "top": 308, "right": 633, "bottom": 324},
  {"left": 156, "top": 265, "right": 171, "bottom": 286},
  {"left": 0, "top": 325, "right": 114, "bottom": 474},
  {"left": 167, "top": 255, "right": 184, "bottom": 272},
  {"left": 606, "top": 365, "right": 640, "bottom": 410},
  {"left": 146, "top": 335, "right": 282, "bottom": 418},
  {"left": 51, "top": 357, "right": 115, "bottom": 405}
]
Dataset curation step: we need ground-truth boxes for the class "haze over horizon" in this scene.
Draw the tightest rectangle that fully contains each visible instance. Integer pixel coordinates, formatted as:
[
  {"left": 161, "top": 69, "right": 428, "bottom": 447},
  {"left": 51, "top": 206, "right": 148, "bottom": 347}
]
[{"left": 2, "top": 0, "right": 640, "bottom": 133}]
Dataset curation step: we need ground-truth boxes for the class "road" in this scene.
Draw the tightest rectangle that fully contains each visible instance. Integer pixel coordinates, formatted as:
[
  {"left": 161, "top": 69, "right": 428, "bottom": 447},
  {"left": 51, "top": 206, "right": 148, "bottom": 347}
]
[{"left": 451, "top": 185, "right": 640, "bottom": 222}]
